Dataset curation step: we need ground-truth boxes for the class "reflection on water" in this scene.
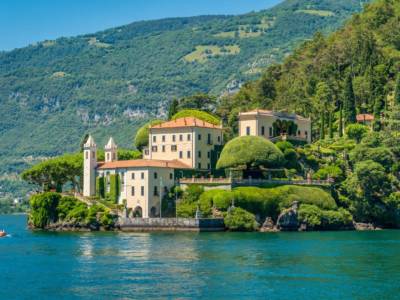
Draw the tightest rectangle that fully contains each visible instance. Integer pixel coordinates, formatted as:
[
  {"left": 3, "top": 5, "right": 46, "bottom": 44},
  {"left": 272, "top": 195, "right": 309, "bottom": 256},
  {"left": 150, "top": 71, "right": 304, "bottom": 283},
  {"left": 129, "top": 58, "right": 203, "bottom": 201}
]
[{"left": 1, "top": 215, "right": 400, "bottom": 300}]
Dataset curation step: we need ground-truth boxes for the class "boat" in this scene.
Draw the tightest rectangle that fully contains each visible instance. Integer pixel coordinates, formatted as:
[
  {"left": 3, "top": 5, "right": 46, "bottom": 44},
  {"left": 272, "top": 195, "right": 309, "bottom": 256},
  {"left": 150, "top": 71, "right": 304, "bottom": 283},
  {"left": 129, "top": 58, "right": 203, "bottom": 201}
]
[{"left": 0, "top": 230, "right": 7, "bottom": 238}]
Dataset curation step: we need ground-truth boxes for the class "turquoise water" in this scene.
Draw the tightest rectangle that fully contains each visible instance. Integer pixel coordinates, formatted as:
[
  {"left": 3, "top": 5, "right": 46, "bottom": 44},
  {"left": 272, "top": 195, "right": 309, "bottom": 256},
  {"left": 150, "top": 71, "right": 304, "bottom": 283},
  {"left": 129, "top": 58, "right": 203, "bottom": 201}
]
[{"left": 1, "top": 215, "right": 400, "bottom": 300}]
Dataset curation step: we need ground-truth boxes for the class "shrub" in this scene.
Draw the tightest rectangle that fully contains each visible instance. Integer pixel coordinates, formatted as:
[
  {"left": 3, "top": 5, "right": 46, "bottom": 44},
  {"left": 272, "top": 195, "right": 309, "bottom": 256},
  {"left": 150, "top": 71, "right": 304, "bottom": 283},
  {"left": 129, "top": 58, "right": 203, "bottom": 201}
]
[
  {"left": 275, "top": 141, "right": 294, "bottom": 152},
  {"left": 171, "top": 109, "right": 221, "bottom": 125},
  {"left": 134, "top": 120, "right": 164, "bottom": 150},
  {"left": 65, "top": 202, "right": 88, "bottom": 222},
  {"left": 298, "top": 204, "right": 353, "bottom": 229},
  {"left": 176, "top": 185, "right": 204, "bottom": 217},
  {"left": 57, "top": 196, "right": 80, "bottom": 220},
  {"left": 216, "top": 136, "right": 284, "bottom": 170},
  {"left": 313, "top": 165, "right": 343, "bottom": 181},
  {"left": 224, "top": 207, "right": 259, "bottom": 231},
  {"left": 29, "top": 192, "right": 61, "bottom": 228},
  {"left": 346, "top": 124, "right": 369, "bottom": 143}
]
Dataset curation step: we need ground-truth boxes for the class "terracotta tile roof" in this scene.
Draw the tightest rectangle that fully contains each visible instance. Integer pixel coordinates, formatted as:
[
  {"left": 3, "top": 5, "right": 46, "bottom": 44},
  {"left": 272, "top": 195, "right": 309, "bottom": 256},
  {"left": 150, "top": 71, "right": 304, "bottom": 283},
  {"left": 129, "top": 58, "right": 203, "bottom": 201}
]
[
  {"left": 239, "top": 109, "right": 310, "bottom": 121},
  {"left": 356, "top": 114, "right": 374, "bottom": 122},
  {"left": 150, "top": 117, "right": 222, "bottom": 129},
  {"left": 98, "top": 159, "right": 192, "bottom": 170}
]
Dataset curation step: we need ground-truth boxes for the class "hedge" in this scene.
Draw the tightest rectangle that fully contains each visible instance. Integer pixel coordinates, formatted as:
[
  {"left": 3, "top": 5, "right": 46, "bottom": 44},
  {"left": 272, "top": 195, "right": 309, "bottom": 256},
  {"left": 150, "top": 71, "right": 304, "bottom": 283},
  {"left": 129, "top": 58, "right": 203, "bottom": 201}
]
[
  {"left": 298, "top": 204, "right": 353, "bottom": 229},
  {"left": 224, "top": 207, "right": 259, "bottom": 231},
  {"left": 171, "top": 109, "right": 221, "bottom": 125},
  {"left": 199, "top": 185, "right": 336, "bottom": 220},
  {"left": 108, "top": 174, "right": 120, "bottom": 203},
  {"left": 96, "top": 177, "right": 105, "bottom": 198}
]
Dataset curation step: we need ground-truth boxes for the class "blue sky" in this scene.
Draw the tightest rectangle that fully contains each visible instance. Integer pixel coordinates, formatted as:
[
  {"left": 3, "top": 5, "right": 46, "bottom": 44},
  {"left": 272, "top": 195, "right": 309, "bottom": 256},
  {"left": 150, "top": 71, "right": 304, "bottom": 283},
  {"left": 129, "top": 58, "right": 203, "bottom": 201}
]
[{"left": 0, "top": 0, "right": 282, "bottom": 51}]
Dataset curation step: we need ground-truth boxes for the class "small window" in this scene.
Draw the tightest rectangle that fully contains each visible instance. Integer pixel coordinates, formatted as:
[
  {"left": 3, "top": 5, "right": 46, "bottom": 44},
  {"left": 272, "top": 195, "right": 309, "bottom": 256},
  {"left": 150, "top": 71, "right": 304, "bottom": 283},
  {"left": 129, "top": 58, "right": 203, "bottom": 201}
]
[
  {"left": 207, "top": 133, "right": 211, "bottom": 144},
  {"left": 198, "top": 151, "right": 201, "bottom": 158},
  {"left": 131, "top": 173, "right": 135, "bottom": 180},
  {"left": 141, "top": 186, "right": 145, "bottom": 196},
  {"left": 187, "top": 134, "right": 191, "bottom": 141},
  {"left": 179, "top": 134, "right": 183, "bottom": 141},
  {"left": 153, "top": 136, "right": 156, "bottom": 143},
  {"left": 154, "top": 186, "right": 158, "bottom": 196},
  {"left": 172, "top": 135, "right": 176, "bottom": 142},
  {"left": 152, "top": 146, "right": 158, "bottom": 152},
  {"left": 85, "top": 151, "right": 88, "bottom": 159},
  {"left": 179, "top": 151, "right": 183, "bottom": 159},
  {"left": 246, "top": 126, "right": 251, "bottom": 136},
  {"left": 112, "top": 153, "right": 116, "bottom": 160},
  {"left": 207, "top": 163, "right": 211, "bottom": 170},
  {"left": 121, "top": 172, "right": 125, "bottom": 185},
  {"left": 162, "top": 135, "right": 166, "bottom": 142},
  {"left": 198, "top": 134, "right": 202, "bottom": 141},
  {"left": 217, "top": 136, "right": 221, "bottom": 143},
  {"left": 141, "top": 172, "right": 145, "bottom": 180},
  {"left": 171, "top": 145, "right": 177, "bottom": 152},
  {"left": 154, "top": 172, "right": 158, "bottom": 179},
  {"left": 169, "top": 173, "right": 173, "bottom": 180},
  {"left": 297, "top": 130, "right": 301, "bottom": 136},
  {"left": 261, "top": 126, "right": 265, "bottom": 136},
  {"left": 131, "top": 186, "right": 135, "bottom": 196},
  {"left": 187, "top": 151, "right": 191, "bottom": 159},
  {"left": 107, "top": 153, "right": 110, "bottom": 161},
  {"left": 164, "top": 186, "right": 168, "bottom": 194},
  {"left": 305, "top": 131, "right": 308, "bottom": 136},
  {"left": 207, "top": 151, "right": 210, "bottom": 158},
  {"left": 269, "top": 127, "right": 273, "bottom": 137},
  {"left": 162, "top": 145, "right": 166, "bottom": 152},
  {"left": 198, "top": 163, "right": 201, "bottom": 169}
]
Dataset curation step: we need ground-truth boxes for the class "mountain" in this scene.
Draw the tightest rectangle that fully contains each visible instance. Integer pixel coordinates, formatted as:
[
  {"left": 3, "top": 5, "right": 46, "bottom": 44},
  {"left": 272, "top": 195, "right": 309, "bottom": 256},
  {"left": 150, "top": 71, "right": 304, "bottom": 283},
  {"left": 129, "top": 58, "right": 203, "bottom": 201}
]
[{"left": 0, "top": 0, "right": 367, "bottom": 196}]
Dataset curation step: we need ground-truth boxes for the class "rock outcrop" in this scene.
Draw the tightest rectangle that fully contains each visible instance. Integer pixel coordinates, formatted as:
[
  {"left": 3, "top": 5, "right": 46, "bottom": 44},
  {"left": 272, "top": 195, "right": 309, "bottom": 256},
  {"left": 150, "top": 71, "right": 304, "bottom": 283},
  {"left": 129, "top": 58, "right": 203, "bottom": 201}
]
[
  {"left": 276, "top": 201, "right": 299, "bottom": 231},
  {"left": 260, "top": 217, "right": 278, "bottom": 232}
]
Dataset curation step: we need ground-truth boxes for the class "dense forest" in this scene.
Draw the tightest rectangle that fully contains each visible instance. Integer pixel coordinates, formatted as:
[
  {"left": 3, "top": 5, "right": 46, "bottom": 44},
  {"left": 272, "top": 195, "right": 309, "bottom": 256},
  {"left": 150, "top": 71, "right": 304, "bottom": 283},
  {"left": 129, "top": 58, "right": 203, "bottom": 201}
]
[{"left": 0, "top": 0, "right": 366, "bottom": 199}]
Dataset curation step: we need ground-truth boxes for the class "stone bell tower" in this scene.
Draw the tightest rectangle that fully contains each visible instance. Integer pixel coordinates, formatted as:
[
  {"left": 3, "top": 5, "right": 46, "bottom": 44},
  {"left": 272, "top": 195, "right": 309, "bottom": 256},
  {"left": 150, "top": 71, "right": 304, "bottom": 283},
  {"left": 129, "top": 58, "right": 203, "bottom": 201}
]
[
  {"left": 105, "top": 137, "right": 118, "bottom": 162},
  {"left": 83, "top": 135, "right": 97, "bottom": 197}
]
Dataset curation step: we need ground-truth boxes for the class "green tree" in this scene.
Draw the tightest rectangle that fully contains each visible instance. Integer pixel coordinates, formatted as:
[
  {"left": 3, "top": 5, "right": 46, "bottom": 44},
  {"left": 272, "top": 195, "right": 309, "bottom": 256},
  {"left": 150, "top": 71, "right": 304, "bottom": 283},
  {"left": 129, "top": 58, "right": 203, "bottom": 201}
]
[
  {"left": 108, "top": 174, "right": 120, "bottom": 203},
  {"left": 224, "top": 207, "right": 259, "bottom": 231},
  {"left": 346, "top": 124, "right": 369, "bottom": 143},
  {"left": 171, "top": 109, "right": 221, "bottom": 125},
  {"left": 216, "top": 136, "right": 284, "bottom": 170},
  {"left": 29, "top": 192, "right": 61, "bottom": 228},
  {"left": 394, "top": 73, "right": 400, "bottom": 105},
  {"left": 168, "top": 99, "right": 179, "bottom": 119},
  {"left": 343, "top": 74, "right": 357, "bottom": 125},
  {"left": 134, "top": 120, "right": 164, "bottom": 151}
]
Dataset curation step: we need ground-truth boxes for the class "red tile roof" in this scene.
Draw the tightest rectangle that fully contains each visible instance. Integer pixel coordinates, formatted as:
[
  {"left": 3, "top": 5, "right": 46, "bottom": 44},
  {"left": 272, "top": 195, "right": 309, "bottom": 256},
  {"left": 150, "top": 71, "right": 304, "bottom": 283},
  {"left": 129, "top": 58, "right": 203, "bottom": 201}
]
[
  {"left": 98, "top": 159, "right": 191, "bottom": 170},
  {"left": 150, "top": 117, "right": 222, "bottom": 129},
  {"left": 356, "top": 114, "right": 374, "bottom": 122},
  {"left": 239, "top": 109, "right": 310, "bottom": 121}
]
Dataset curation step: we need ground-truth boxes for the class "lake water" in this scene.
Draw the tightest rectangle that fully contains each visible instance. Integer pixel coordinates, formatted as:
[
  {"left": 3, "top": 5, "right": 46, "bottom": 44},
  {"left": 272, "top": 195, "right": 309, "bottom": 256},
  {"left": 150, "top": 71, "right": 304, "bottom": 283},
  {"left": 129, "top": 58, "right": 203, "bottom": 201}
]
[{"left": 1, "top": 214, "right": 400, "bottom": 300}]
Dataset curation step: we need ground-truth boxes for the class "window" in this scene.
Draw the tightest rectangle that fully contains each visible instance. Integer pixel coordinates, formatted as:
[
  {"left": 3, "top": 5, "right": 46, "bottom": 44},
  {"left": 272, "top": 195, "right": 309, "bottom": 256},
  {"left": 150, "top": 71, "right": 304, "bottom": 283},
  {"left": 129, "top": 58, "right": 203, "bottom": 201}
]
[
  {"left": 85, "top": 151, "right": 88, "bottom": 159},
  {"left": 269, "top": 127, "right": 273, "bottom": 137},
  {"left": 169, "top": 173, "right": 173, "bottom": 180},
  {"left": 172, "top": 135, "right": 176, "bottom": 142},
  {"left": 187, "top": 151, "right": 191, "bottom": 158},
  {"left": 261, "top": 126, "right": 265, "bottom": 136},
  {"left": 154, "top": 186, "right": 158, "bottom": 196},
  {"left": 305, "top": 131, "right": 308, "bottom": 136},
  {"left": 297, "top": 130, "right": 301, "bottom": 136},
  {"left": 152, "top": 146, "right": 158, "bottom": 152},
  {"left": 107, "top": 153, "right": 110, "bottom": 161},
  {"left": 207, "top": 133, "right": 212, "bottom": 144},
  {"left": 171, "top": 145, "right": 177, "bottom": 152},
  {"left": 217, "top": 136, "right": 221, "bottom": 143},
  {"left": 207, "top": 151, "right": 210, "bottom": 158},
  {"left": 112, "top": 153, "right": 116, "bottom": 160},
  {"left": 141, "top": 186, "right": 144, "bottom": 196},
  {"left": 131, "top": 186, "right": 135, "bottom": 196},
  {"left": 198, "top": 163, "right": 202, "bottom": 169},
  {"left": 141, "top": 172, "right": 145, "bottom": 180},
  {"left": 121, "top": 172, "right": 125, "bottom": 185},
  {"left": 198, "top": 151, "right": 201, "bottom": 158},
  {"left": 164, "top": 186, "right": 168, "bottom": 194},
  {"left": 198, "top": 134, "right": 202, "bottom": 141},
  {"left": 153, "top": 136, "right": 156, "bottom": 143},
  {"left": 131, "top": 172, "right": 135, "bottom": 180},
  {"left": 207, "top": 163, "right": 211, "bottom": 170},
  {"left": 162, "top": 135, "right": 166, "bottom": 142},
  {"left": 246, "top": 126, "right": 251, "bottom": 136},
  {"left": 179, "top": 134, "right": 183, "bottom": 141},
  {"left": 179, "top": 151, "right": 183, "bottom": 159},
  {"left": 154, "top": 172, "right": 158, "bottom": 179},
  {"left": 187, "top": 134, "right": 191, "bottom": 141},
  {"left": 162, "top": 145, "right": 166, "bottom": 152}
]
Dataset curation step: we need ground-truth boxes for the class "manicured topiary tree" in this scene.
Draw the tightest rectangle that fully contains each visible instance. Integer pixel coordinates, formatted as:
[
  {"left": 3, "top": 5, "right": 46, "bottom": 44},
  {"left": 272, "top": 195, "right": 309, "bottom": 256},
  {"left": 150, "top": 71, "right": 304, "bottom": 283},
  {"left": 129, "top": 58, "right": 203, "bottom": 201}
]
[
  {"left": 171, "top": 109, "right": 221, "bottom": 125},
  {"left": 108, "top": 174, "right": 120, "bottom": 203},
  {"left": 134, "top": 120, "right": 164, "bottom": 150},
  {"left": 96, "top": 177, "right": 105, "bottom": 198},
  {"left": 346, "top": 124, "right": 368, "bottom": 143},
  {"left": 216, "top": 136, "right": 284, "bottom": 170}
]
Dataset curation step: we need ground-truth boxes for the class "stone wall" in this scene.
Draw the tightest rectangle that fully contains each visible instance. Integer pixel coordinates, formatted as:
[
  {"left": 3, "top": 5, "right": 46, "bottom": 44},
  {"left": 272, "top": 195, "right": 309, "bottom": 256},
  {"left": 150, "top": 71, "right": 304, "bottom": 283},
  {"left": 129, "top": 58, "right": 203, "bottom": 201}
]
[{"left": 117, "top": 217, "right": 225, "bottom": 232}]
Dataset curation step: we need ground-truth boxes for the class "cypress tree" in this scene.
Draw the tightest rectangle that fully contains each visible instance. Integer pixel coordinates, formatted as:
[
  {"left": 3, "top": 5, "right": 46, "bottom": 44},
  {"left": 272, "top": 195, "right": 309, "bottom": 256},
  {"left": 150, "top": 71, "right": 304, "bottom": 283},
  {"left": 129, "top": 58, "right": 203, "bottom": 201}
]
[
  {"left": 339, "top": 103, "right": 343, "bottom": 137},
  {"left": 320, "top": 112, "right": 325, "bottom": 139},
  {"left": 343, "top": 74, "right": 357, "bottom": 125},
  {"left": 394, "top": 73, "right": 400, "bottom": 106},
  {"left": 328, "top": 111, "right": 333, "bottom": 139},
  {"left": 168, "top": 99, "right": 179, "bottom": 120}
]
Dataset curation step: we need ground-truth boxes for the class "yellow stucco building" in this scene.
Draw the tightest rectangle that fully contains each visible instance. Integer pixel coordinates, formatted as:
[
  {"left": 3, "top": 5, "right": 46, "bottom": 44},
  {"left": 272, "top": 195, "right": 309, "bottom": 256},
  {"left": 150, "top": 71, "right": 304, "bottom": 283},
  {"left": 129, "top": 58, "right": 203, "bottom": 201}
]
[
  {"left": 238, "top": 109, "right": 312, "bottom": 143},
  {"left": 83, "top": 117, "right": 224, "bottom": 218}
]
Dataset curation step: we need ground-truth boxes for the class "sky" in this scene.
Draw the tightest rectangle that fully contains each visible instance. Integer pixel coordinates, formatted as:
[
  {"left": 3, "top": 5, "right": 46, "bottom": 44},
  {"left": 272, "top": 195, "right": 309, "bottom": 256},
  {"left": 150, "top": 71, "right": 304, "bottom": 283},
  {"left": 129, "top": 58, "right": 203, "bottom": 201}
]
[{"left": 0, "top": 0, "right": 283, "bottom": 51}]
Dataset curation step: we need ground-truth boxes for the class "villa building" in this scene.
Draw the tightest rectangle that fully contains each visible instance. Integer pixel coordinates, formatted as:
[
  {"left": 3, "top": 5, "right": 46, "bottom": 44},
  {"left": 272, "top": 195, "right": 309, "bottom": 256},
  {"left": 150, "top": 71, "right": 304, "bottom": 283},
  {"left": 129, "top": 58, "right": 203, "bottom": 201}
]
[
  {"left": 83, "top": 117, "right": 224, "bottom": 218},
  {"left": 238, "top": 109, "right": 312, "bottom": 143}
]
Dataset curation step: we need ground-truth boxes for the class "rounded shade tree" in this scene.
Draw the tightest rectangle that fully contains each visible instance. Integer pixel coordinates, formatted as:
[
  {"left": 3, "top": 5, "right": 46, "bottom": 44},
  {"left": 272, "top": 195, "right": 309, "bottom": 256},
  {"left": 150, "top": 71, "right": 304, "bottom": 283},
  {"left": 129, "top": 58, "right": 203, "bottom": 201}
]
[
  {"left": 134, "top": 120, "right": 164, "bottom": 150},
  {"left": 216, "top": 136, "right": 284, "bottom": 170},
  {"left": 171, "top": 109, "right": 221, "bottom": 125}
]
